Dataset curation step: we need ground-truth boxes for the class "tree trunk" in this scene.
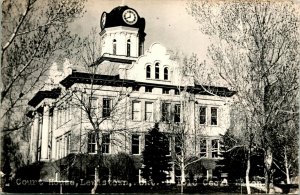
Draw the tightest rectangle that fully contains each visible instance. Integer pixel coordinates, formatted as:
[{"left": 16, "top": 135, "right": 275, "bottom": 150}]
[
  {"left": 264, "top": 147, "right": 273, "bottom": 194},
  {"left": 284, "top": 147, "right": 290, "bottom": 184},
  {"left": 91, "top": 166, "right": 99, "bottom": 194},
  {"left": 245, "top": 149, "right": 251, "bottom": 194},
  {"left": 180, "top": 156, "right": 185, "bottom": 194}
]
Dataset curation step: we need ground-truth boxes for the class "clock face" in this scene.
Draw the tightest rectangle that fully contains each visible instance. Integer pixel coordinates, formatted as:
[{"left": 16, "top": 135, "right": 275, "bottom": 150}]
[
  {"left": 122, "top": 9, "right": 138, "bottom": 25},
  {"left": 100, "top": 12, "right": 107, "bottom": 29}
]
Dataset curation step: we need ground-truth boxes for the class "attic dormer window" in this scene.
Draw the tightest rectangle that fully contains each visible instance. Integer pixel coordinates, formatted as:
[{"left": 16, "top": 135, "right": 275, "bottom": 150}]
[
  {"left": 146, "top": 65, "right": 151, "bottom": 79},
  {"left": 127, "top": 39, "right": 131, "bottom": 56},
  {"left": 155, "top": 63, "right": 159, "bottom": 79},
  {"left": 113, "top": 39, "right": 117, "bottom": 55},
  {"left": 164, "top": 67, "right": 169, "bottom": 80}
]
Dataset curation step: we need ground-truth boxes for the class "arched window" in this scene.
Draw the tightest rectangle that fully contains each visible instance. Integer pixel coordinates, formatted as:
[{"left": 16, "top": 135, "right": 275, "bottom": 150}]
[
  {"left": 164, "top": 67, "right": 169, "bottom": 80},
  {"left": 127, "top": 39, "right": 131, "bottom": 56},
  {"left": 146, "top": 65, "right": 151, "bottom": 79},
  {"left": 113, "top": 39, "right": 117, "bottom": 55},
  {"left": 155, "top": 63, "right": 159, "bottom": 79}
]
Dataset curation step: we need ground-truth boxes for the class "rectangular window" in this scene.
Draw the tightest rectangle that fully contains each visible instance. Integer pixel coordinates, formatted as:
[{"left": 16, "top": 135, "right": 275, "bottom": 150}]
[
  {"left": 145, "top": 86, "right": 153, "bottom": 93},
  {"left": 145, "top": 102, "right": 153, "bottom": 122},
  {"left": 127, "top": 43, "right": 130, "bottom": 56},
  {"left": 132, "top": 101, "right": 141, "bottom": 121},
  {"left": 200, "top": 139, "right": 207, "bottom": 157},
  {"left": 162, "top": 88, "right": 169, "bottom": 94},
  {"left": 89, "top": 97, "right": 98, "bottom": 118},
  {"left": 102, "top": 134, "right": 110, "bottom": 154},
  {"left": 88, "top": 132, "right": 97, "bottom": 154},
  {"left": 211, "top": 107, "right": 218, "bottom": 125},
  {"left": 103, "top": 98, "right": 112, "bottom": 118},
  {"left": 175, "top": 89, "right": 180, "bottom": 95},
  {"left": 174, "top": 104, "right": 181, "bottom": 122},
  {"left": 162, "top": 103, "right": 171, "bottom": 122},
  {"left": 131, "top": 134, "right": 140, "bottom": 155},
  {"left": 211, "top": 139, "right": 219, "bottom": 158},
  {"left": 199, "top": 106, "right": 206, "bottom": 124}
]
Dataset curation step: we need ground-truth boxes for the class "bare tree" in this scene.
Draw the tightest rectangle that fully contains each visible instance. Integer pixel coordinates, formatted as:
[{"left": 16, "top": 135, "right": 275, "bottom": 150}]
[
  {"left": 188, "top": 0, "right": 299, "bottom": 193},
  {"left": 1, "top": 0, "right": 86, "bottom": 133},
  {"left": 63, "top": 29, "right": 134, "bottom": 194}
]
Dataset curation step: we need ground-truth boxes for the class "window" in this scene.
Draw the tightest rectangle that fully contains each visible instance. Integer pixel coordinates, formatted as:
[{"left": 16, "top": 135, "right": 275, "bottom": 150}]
[
  {"left": 131, "top": 134, "right": 140, "bottom": 154},
  {"left": 155, "top": 63, "right": 159, "bottom": 79},
  {"left": 103, "top": 98, "right": 112, "bottom": 118},
  {"left": 89, "top": 97, "right": 98, "bottom": 117},
  {"left": 211, "top": 107, "right": 218, "bottom": 125},
  {"left": 145, "top": 86, "right": 153, "bottom": 93},
  {"left": 162, "top": 88, "right": 169, "bottom": 94},
  {"left": 113, "top": 39, "right": 116, "bottom": 55},
  {"left": 211, "top": 139, "right": 219, "bottom": 158},
  {"left": 175, "top": 89, "right": 180, "bottom": 95},
  {"left": 164, "top": 67, "right": 169, "bottom": 80},
  {"left": 127, "top": 39, "right": 131, "bottom": 56},
  {"left": 200, "top": 139, "right": 207, "bottom": 157},
  {"left": 102, "top": 134, "right": 110, "bottom": 154},
  {"left": 162, "top": 103, "right": 171, "bottom": 122},
  {"left": 88, "top": 132, "right": 97, "bottom": 154},
  {"left": 132, "top": 101, "right": 141, "bottom": 121},
  {"left": 174, "top": 104, "right": 181, "bottom": 123},
  {"left": 199, "top": 106, "right": 206, "bottom": 124},
  {"left": 146, "top": 65, "right": 151, "bottom": 79},
  {"left": 145, "top": 102, "right": 153, "bottom": 122}
]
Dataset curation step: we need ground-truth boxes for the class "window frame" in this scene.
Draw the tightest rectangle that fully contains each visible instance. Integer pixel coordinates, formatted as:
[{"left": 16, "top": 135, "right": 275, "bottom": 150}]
[
  {"left": 88, "top": 132, "right": 97, "bottom": 154},
  {"left": 132, "top": 101, "right": 141, "bottom": 121},
  {"left": 102, "top": 98, "right": 112, "bottom": 118},
  {"left": 131, "top": 134, "right": 140, "bottom": 155},
  {"left": 155, "top": 63, "right": 159, "bottom": 79},
  {"left": 162, "top": 102, "right": 171, "bottom": 123},
  {"left": 127, "top": 39, "right": 131, "bottom": 57},
  {"left": 211, "top": 139, "right": 219, "bottom": 158},
  {"left": 145, "top": 102, "right": 154, "bottom": 122},
  {"left": 164, "top": 67, "right": 169, "bottom": 80},
  {"left": 102, "top": 134, "right": 110, "bottom": 154},
  {"left": 199, "top": 106, "right": 207, "bottom": 125},
  {"left": 146, "top": 65, "right": 151, "bottom": 79},
  {"left": 211, "top": 107, "right": 218, "bottom": 125},
  {"left": 113, "top": 39, "right": 117, "bottom": 55},
  {"left": 174, "top": 104, "right": 181, "bottom": 123}
]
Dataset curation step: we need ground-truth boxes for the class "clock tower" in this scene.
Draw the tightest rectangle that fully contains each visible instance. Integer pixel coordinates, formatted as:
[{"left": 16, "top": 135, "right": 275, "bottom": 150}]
[{"left": 99, "top": 6, "right": 146, "bottom": 58}]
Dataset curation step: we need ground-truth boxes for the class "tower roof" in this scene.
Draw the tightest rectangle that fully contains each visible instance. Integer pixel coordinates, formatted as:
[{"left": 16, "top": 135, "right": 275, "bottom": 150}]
[{"left": 101, "top": 5, "right": 145, "bottom": 34}]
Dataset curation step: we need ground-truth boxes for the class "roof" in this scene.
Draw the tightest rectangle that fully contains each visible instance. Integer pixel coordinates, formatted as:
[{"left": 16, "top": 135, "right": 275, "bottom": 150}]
[
  {"left": 28, "top": 88, "right": 61, "bottom": 107},
  {"left": 60, "top": 71, "right": 236, "bottom": 97}
]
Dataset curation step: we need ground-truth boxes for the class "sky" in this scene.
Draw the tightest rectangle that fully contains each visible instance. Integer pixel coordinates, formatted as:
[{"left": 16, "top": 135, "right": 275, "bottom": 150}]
[{"left": 69, "top": 0, "right": 211, "bottom": 59}]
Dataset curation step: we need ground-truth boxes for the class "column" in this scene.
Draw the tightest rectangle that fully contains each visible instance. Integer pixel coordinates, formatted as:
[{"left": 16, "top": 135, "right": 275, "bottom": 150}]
[
  {"left": 30, "top": 112, "right": 39, "bottom": 162},
  {"left": 41, "top": 104, "right": 50, "bottom": 161}
]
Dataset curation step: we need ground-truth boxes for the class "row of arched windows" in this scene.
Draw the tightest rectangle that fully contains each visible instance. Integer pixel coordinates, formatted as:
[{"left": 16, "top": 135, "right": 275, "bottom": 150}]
[
  {"left": 112, "top": 39, "right": 131, "bottom": 56},
  {"left": 146, "top": 63, "right": 169, "bottom": 80}
]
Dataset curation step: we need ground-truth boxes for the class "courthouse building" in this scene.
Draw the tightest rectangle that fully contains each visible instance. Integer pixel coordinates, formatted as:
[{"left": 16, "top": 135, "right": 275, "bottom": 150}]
[{"left": 27, "top": 6, "right": 235, "bottom": 184}]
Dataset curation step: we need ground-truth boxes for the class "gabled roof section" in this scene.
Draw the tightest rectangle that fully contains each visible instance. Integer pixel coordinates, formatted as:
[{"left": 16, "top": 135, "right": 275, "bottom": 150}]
[
  {"left": 60, "top": 71, "right": 135, "bottom": 89},
  {"left": 28, "top": 88, "right": 61, "bottom": 108}
]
